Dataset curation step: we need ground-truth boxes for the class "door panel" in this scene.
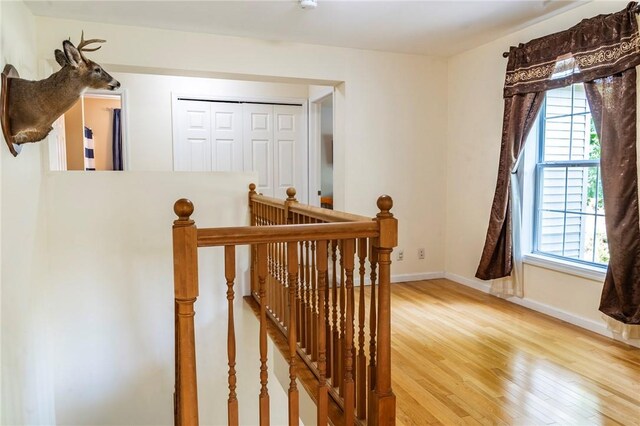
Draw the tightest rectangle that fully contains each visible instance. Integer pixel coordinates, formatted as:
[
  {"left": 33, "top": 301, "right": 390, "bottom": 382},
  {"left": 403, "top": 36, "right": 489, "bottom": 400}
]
[
  {"left": 244, "top": 104, "right": 274, "bottom": 197},
  {"left": 211, "top": 103, "right": 243, "bottom": 172},
  {"left": 274, "top": 105, "right": 306, "bottom": 202},
  {"left": 176, "top": 101, "right": 211, "bottom": 171}
]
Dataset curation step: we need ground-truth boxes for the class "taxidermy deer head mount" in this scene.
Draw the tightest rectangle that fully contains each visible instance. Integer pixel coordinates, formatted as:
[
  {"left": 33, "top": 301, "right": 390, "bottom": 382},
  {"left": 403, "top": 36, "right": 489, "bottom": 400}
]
[{"left": 0, "top": 32, "right": 120, "bottom": 156}]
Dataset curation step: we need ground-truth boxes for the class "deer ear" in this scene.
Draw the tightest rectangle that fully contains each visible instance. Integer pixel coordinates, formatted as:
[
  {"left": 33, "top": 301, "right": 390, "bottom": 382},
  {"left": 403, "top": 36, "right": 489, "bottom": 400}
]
[
  {"left": 54, "top": 49, "right": 68, "bottom": 67},
  {"left": 63, "top": 40, "right": 83, "bottom": 68}
]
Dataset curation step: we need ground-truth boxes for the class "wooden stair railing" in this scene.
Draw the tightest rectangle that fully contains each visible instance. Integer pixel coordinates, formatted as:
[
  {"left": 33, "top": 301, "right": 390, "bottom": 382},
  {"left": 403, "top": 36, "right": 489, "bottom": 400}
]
[{"left": 172, "top": 184, "right": 397, "bottom": 426}]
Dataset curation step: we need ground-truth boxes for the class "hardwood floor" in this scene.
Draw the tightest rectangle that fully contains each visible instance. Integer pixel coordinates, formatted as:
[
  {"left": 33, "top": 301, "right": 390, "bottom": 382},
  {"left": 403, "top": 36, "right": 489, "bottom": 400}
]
[{"left": 390, "top": 279, "right": 640, "bottom": 426}]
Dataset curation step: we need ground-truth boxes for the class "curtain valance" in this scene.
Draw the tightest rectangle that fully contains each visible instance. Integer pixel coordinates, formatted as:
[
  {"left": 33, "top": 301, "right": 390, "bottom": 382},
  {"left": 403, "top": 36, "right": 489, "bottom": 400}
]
[{"left": 504, "top": 2, "right": 640, "bottom": 97}]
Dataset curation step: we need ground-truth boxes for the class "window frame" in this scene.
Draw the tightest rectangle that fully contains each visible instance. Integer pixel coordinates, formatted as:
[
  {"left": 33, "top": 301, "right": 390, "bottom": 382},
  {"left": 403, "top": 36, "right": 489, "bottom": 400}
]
[{"left": 532, "top": 84, "right": 608, "bottom": 270}]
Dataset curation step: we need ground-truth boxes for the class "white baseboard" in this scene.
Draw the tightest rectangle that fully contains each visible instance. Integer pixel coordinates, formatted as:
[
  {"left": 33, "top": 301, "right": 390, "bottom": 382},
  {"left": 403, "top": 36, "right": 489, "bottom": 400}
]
[
  {"left": 444, "top": 272, "right": 640, "bottom": 348},
  {"left": 391, "top": 272, "right": 445, "bottom": 283},
  {"left": 444, "top": 272, "right": 491, "bottom": 293}
]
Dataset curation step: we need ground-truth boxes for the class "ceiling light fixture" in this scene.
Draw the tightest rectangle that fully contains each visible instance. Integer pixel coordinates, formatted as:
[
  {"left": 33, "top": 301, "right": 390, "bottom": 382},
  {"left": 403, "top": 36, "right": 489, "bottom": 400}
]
[{"left": 299, "top": 0, "right": 317, "bottom": 10}]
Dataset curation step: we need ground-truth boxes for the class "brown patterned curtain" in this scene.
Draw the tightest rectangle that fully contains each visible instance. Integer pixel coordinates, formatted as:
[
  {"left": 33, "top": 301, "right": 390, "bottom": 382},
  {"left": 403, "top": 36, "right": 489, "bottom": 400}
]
[{"left": 477, "top": 2, "right": 640, "bottom": 325}]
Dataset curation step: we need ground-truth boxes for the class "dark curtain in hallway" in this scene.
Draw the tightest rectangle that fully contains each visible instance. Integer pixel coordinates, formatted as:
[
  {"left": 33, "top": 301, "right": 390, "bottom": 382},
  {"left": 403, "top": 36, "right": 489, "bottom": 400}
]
[{"left": 476, "top": 2, "right": 640, "bottom": 324}]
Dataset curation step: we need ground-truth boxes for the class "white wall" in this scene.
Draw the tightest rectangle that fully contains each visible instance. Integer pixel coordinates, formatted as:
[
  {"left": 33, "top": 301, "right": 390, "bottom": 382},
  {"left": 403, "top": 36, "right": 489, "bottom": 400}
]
[
  {"left": 1, "top": 2, "right": 56, "bottom": 424},
  {"left": 446, "top": 1, "right": 638, "bottom": 340},
  {"left": 110, "top": 72, "right": 310, "bottom": 171},
  {"left": 35, "top": 17, "right": 449, "bottom": 278}
]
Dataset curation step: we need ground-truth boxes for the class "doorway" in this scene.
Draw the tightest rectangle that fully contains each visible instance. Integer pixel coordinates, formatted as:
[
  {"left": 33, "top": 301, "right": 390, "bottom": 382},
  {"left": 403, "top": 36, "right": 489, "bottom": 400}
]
[
  {"left": 55, "top": 92, "right": 125, "bottom": 171},
  {"left": 309, "top": 90, "right": 334, "bottom": 208}
]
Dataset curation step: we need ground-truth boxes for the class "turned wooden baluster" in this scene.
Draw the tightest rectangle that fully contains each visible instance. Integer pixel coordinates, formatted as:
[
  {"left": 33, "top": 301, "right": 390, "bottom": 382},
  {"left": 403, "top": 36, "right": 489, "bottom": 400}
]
[
  {"left": 304, "top": 235, "right": 312, "bottom": 353},
  {"left": 310, "top": 237, "right": 318, "bottom": 362},
  {"left": 257, "top": 244, "right": 270, "bottom": 426},
  {"left": 338, "top": 241, "right": 346, "bottom": 397},
  {"left": 343, "top": 239, "right": 356, "bottom": 425},
  {"left": 325, "top": 240, "right": 333, "bottom": 380},
  {"left": 281, "top": 238, "right": 287, "bottom": 329},
  {"left": 281, "top": 210, "right": 287, "bottom": 326},
  {"left": 276, "top": 240, "right": 282, "bottom": 323},
  {"left": 173, "top": 199, "right": 199, "bottom": 426},
  {"left": 299, "top": 238, "right": 306, "bottom": 347},
  {"left": 372, "top": 196, "right": 397, "bottom": 426},
  {"left": 368, "top": 240, "right": 378, "bottom": 423},
  {"left": 316, "top": 240, "right": 329, "bottom": 426},
  {"left": 357, "top": 238, "right": 368, "bottom": 420},
  {"left": 287, "top": 241, "right": 300, "bottom": 426},
  {"left": 330, "top": 240, "right": 340, "bottom": 388},
  {"left": 279, "top": 211, "right": 285, "bottom": 323},
  {"left": 225, "top": 246, "right": 239, "bottom": 426}
]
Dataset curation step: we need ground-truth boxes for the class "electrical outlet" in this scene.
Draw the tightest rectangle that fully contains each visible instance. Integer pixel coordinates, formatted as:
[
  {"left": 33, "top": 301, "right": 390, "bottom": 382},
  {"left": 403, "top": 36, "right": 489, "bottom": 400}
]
[
  {"left": 418, "top": 248, "right": 425, "bottom": 260},
  {"left": 397, "top": 249, "right": 404, "bottom": 261}
]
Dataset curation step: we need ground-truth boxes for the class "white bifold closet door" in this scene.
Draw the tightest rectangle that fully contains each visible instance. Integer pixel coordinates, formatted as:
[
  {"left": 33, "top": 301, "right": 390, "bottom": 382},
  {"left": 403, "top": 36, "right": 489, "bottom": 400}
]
[
  {"left": 175, "top": 100, "right": 212, "bottom": 172},
  {"left": 175, "top": 100, "right": 307, "bottom": 202},
  {"left": 175, "top": 101, "right": 243, "bottom": 172},
  {"left": 243, "top": 104, "right": 306, "bottom": 200}
]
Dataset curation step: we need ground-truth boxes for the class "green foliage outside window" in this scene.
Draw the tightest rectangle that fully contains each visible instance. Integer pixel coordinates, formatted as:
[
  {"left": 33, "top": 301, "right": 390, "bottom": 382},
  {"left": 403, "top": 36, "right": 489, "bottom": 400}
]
[{"left": 586, "top": 119, "right": 609, "bottom": 263}]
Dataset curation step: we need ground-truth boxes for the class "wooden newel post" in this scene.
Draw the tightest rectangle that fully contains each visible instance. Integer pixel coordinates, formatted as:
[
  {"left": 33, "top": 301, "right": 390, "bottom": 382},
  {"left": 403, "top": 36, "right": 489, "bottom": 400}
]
[
  {"left": 173, "top": 199, "right": 200, "bottom": 426},
  {"left": 285, "top": 187, "right": 298, "bottom": 224},
  {"left": 373, "top": 195, "right": 397, "bottom": 426}
]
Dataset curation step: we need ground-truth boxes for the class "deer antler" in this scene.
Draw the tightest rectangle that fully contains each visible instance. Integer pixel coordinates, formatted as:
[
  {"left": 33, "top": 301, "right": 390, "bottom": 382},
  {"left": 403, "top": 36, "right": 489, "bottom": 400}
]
[{"left": 77, "top": 31, "right": 106, "bottom": 60}]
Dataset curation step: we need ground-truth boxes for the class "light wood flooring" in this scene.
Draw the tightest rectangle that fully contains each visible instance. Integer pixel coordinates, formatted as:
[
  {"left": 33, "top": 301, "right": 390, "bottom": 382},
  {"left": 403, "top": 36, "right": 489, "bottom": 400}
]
[{"left": 390, "top": 279, "right": 640, "bottom": 426}]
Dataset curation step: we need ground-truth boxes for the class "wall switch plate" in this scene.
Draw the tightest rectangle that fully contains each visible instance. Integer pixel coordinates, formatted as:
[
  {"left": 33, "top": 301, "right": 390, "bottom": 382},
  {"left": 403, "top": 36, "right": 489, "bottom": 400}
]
[
  {"left": 397, "top": 249, "right": 404, "bottom": 261},
  {"left": 418, "top": 248, "right": 425, "bottom": 259}
]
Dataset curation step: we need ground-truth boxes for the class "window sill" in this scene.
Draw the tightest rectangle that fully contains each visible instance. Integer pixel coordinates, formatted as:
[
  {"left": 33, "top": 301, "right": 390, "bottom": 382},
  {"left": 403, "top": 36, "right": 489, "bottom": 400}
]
[{"left": 523, "top": 253, "right": 606, "bottom": 282}]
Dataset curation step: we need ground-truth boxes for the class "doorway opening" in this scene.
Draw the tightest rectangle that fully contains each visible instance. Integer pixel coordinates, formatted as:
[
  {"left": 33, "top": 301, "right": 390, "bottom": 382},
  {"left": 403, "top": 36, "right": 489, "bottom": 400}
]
[
  {"left": 53, "top": 92, "right": 125, "bottom": 171},
  {"left": 309, "top": 88, "right": 334, "bottom": 208}
]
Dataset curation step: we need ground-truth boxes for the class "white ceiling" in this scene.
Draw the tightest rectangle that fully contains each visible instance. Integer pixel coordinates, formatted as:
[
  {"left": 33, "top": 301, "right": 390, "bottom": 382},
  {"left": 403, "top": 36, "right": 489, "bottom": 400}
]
[{"left": 25, "top": 0, "right": 588, "bottom": 56}]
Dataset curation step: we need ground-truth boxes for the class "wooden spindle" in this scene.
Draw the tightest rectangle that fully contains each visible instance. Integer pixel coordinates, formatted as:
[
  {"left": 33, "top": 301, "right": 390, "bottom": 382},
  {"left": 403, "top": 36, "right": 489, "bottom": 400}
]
[
  {"left": 281, "top": 240, "right": 287, "bottom": 329},
  {"left": 325, "top": 241, "right": 332, "bottom": 380},
  {"left": 331, "top": 240, "right": 340, "bottom": 388},
  {"left": 339, "top": 241, "right": 345, "bottom": 396},
  {"left": 316, "top": 240, "right": 329, "bottom": 426},
  {"left": 258, "top": 244, "right": 270, "bottom": 426},
  {"left": 304, "top": 237, "right": 312, "bottom": 353},
  {"left": 357, "top": 238, "right": 367, "bottom": 420},
  {"left": 225, "top": 246, "right": 239, "bottom": 426},
  {"left": 173, "top": 199, "right": 199, "bottom": 426},
  {"left": 373, "top": 196, "right": 397, "bottom": 426},
  {"left": 287, "top": 241, "right": 300, "bottom": 426},
  {"left": 311, "top": 238, "right": 318, "bottom": 362},
  {"left": 343, "top": 239, "right": 356, "bottom": 425},
  {"left": 277, "top": 241, "right": 283, "bottom": 323},
  {"left": 368, "top": 240, "right": 378, "bottom": 422},
  {"left": 298, "top": 239, "right": 305, "bottom": 344}
]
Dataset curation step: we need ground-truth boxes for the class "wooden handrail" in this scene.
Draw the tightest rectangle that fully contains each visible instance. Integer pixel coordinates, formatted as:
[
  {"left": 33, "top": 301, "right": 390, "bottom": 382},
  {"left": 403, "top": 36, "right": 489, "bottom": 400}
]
[
  {"left": 172, "top": 185, "right": 397, "bottom": 426},
  {"left": 250, "top": 187, "right": 371, "bottom": 223},
  {"left": 289, "top": 204, "right": 371, "bottom": 224},
  {"left": 197, "top": 222, "right": 379, "bottom": 247},
  {"left": 249, "top": 193, "right": 285, "bottom": 209}
]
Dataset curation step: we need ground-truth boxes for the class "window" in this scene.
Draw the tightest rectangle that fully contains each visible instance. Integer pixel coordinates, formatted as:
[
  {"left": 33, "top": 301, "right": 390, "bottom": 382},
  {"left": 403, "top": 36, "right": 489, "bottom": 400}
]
[{"left": 534, "top": 83, "right": 609, "bottom": 267}]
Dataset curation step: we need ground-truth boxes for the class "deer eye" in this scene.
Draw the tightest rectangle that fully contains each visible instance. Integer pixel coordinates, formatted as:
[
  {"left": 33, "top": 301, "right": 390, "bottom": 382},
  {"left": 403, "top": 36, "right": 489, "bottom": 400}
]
[{"left": 94, "top": 67, "right": 101, "bottom": 74}]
